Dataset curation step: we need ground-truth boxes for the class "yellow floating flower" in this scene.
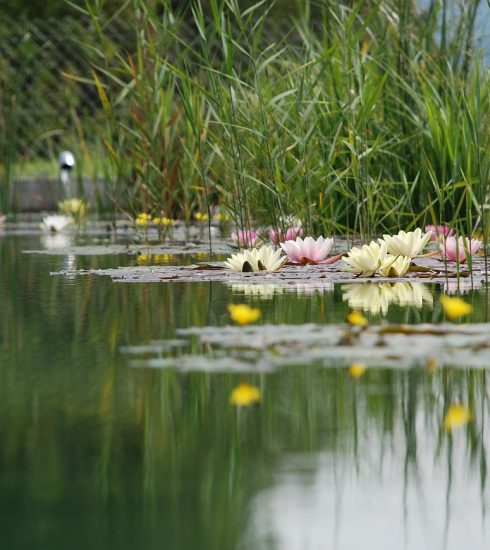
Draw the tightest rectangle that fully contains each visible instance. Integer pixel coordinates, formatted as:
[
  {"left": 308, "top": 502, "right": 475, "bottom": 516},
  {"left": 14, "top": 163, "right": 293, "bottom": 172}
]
[
  {"left": 440, "top": 295, "right": 473, "bottom": 320},
  {"left": 346, "top": 311, "right": 368, "bottom": 327},
  {"left": 153, "top": 216, "right": 173, "bottom": 226},
  {"left": 228, "top": 304, "right": 261, "bottom": 325},
  {"left": 58, "top": 198, "right": 87, "bottom": 220},
  {"left": 137, "top": 254, "right": 149, "bottom": 264},
  {"left": 348, "top": 363, "right": 367, "bottom": 379},
  {"left": 444, "top": 404, "right": 471, "bottom": 431},
  {"left": 195, "top": 212, "right": 209, "bottom": 221},
  {"left": 215, "top": 212, "right": 231, "bottom": 222},
  {"left": 136, "top": 213, "right": 152, "bottom": 226},
  {"left": 230, "top": 382, "right": 261, "bottom": 406}
]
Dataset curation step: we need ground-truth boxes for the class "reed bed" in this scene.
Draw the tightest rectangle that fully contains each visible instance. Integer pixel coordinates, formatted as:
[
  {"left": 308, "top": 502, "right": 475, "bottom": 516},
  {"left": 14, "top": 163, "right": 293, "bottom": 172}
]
[{"left": 78, "top": 0, "right": 489, "bottom": 242}]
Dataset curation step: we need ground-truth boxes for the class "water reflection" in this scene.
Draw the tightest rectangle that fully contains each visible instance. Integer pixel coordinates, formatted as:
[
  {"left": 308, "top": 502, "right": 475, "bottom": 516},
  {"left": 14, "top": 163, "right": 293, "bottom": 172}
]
[
  {"left": 229, "top": 283, "right": 281, "bottom": 299},
  {"left": 229, "top": 281, "right": 334, "bottom": 299},
  {"left": 443, "top": 279, "right": 483, "bottom": 295},
  {"left": 41, "top": 232, "right": 73, "bottom": 250},
  {"left": 2, "top": 235, "right": 490, "bottom": 549},
  {"left": 342, "top": 282, "right": 433, "bottom": 315}
]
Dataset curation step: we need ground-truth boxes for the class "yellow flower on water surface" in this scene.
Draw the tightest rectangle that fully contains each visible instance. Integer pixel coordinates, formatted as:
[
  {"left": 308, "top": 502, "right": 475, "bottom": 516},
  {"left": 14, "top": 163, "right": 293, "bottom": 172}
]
[
  {"left": 444, "top": 404, "right": 471, "bottom": 431},
  {"left": 230, "top": 382, "right": 261, "bottom": 406},
  {"left": 136, "top": 213, "right": 152, "bottom": 226},
  {"left": 153, "top": 216, "right": 173, "bottom": 226},
  {"left": 215, "top": 212, "right": 231, "bottom": 222},
  {"left": 137, "top": 253, "right": 173, "bottom": 265},
  {"left": 440, "top": 295, "right": 473, "bottom": 320},
  {"left": 58, "top": 198, "right": 87, "bottom": 221},
  {"left": 195, "top": 212, "right": 209, "bottom": 221},
  {"left": 346, "top": 311, "right": 368, "bottom": 327},
  {"left": 228, "top": 304, "right": 261, "bottom": 325},
  {"left": 348, "top": 363, "right": 367, "bottom": 379}
]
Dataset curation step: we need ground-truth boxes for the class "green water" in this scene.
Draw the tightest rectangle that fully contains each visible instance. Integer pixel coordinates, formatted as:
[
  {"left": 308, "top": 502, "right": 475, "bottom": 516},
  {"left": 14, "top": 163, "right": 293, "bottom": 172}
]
[{"left": 1, "top": 234, "right": 490, "bottom": 550}]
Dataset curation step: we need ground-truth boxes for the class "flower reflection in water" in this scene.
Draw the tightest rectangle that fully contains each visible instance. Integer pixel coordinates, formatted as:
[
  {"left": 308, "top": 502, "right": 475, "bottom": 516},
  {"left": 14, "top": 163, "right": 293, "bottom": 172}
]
[
  {"left": 230, "top": 284, "right": 281, "bottom": 299},
  {"left": 342, "top": 282, "right": 433, "bottom": 316},
  {"left": 229, "top": 282, "right": 334, "bottom": 299},
  {"left": 42, "top": 233, "right": 73, "bottom": 250},
  {"left": 443, "top": 279, "right": 482, "bottom": 295}
]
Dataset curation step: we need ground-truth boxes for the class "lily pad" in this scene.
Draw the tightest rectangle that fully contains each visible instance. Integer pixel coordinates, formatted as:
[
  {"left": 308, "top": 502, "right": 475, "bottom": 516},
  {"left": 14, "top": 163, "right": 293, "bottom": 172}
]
[
  {"left": 120, "top": 322, "right": 490, "bottom": 373},
  {"left": 52, "top": 256, "right": 490, "bottom": 288}
]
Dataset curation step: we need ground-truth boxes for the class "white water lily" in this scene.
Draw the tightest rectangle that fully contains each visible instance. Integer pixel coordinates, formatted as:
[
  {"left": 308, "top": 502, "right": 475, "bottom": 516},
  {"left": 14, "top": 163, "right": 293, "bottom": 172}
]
[
  {"left": 378, "top": 255, "right": 411, "bottom": 277},
  {"left": 41, "top": 214, "right": 71, "bottom": 232},
  {"left": 224, "top": 245, "right": 286, "bottom": 272},
  {"left": 381, "top": 228, "right": 430, "bottom": 258},
  {"left": 342, "top": 241, "right": 387, "bottom": 277}
]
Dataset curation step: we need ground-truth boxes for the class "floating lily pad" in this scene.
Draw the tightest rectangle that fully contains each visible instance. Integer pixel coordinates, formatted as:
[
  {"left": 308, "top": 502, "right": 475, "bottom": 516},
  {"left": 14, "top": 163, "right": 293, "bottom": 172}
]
[
  {"left": 26, "top": 241, "right": 233, "bottom": 257},
  {"left": 120, "top": 322, "right": 490, "bottom": 373},
  {"left": 52, "top": 256, "right": 490, "bottom": 288}
]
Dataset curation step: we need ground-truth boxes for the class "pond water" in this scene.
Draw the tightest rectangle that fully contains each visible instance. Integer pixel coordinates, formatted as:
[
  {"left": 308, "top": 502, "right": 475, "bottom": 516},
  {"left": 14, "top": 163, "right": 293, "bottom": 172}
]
[{"left": 1, "top": 234, "right": 490, "bottom": 550}]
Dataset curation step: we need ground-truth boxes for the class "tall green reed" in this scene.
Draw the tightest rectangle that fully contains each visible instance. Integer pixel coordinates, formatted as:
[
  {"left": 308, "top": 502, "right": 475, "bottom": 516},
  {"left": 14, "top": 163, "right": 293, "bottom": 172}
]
[{"left": 80, "top": 0, "right": 489, "bottom": 241}]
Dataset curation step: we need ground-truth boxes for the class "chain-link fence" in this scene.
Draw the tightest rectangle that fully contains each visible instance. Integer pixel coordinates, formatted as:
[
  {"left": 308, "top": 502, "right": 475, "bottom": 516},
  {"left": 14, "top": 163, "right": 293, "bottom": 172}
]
[
  {"left": 0, "top": 15, "right": 131, "bottom": 165},
  {"left": 2, "top": 7, "right": 489, "bottom": 177}
]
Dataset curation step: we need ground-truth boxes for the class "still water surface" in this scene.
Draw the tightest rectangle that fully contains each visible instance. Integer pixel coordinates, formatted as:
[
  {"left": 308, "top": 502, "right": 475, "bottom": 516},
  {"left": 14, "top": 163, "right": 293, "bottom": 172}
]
[{"left": 1, "top": 235, "right": 490, "bottom": 549}]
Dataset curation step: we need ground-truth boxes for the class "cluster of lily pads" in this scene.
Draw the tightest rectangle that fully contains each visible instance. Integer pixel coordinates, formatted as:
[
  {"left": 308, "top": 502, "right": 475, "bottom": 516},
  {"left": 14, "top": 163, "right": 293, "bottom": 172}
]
[{"left": 225, "top": 225, "right": 483, "bottom": 277}]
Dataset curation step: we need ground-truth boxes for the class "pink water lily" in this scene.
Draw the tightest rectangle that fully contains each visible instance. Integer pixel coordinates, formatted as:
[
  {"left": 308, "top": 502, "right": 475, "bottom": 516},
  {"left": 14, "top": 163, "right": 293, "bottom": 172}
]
[
  {"left": 439, "top": 236, "right": 482, "bottom": 263},
  {"left": 269, "top": 225, "right": 304, "bottom": 244},
  {"left": 425, "top": 224, "right": 454, "bottom": 241},
  {"left": 280, "top": 236, "right": 335, "bottom": 265},
  {"left": 231, "top": 229, "right": 261, "bottom": 248}
]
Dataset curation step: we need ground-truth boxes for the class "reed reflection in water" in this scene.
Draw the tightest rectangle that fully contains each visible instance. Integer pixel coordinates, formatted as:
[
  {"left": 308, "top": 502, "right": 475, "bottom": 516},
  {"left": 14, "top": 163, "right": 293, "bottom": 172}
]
[{"left": 1, "top": 235, "right": 490, "bottom": 549}]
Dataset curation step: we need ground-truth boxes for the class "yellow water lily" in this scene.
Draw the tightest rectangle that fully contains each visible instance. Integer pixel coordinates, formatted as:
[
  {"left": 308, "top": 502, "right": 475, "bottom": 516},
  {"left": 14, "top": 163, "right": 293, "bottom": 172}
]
[
  {"left": 444, "top": 404, "right": 471, "bottom": 430},
  {"left": 153, "top": 216, "right": 173, "bottom": 226},
  {"left": 58, "top": 198, "right": 87, "bottom": 221},
  {"left": 381, "top": 228, "right": 430, "bottom": 258},
  {"left": 195, "top": 212, "right": 209, "bottom": 221},
  {"left": 228, "top": 304, "right": 261, "bottom": 325},
  {"left": 135, "top": 213, "right": 152, "bottom": 226},
  {"left": 346, "top": 311, "right": 368, "bottom": 326},
  {"left": 348, "top": 363, "right": 367, "bottom": 379},
  {"left": 230, "top": 382, "right": 261, "bottom": 406},
  {"left": 440, "top": 295, "right": 473, "bottom": 319},
  {"left": 214, "top": 212, "right": 231, "bottom": 222}
]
